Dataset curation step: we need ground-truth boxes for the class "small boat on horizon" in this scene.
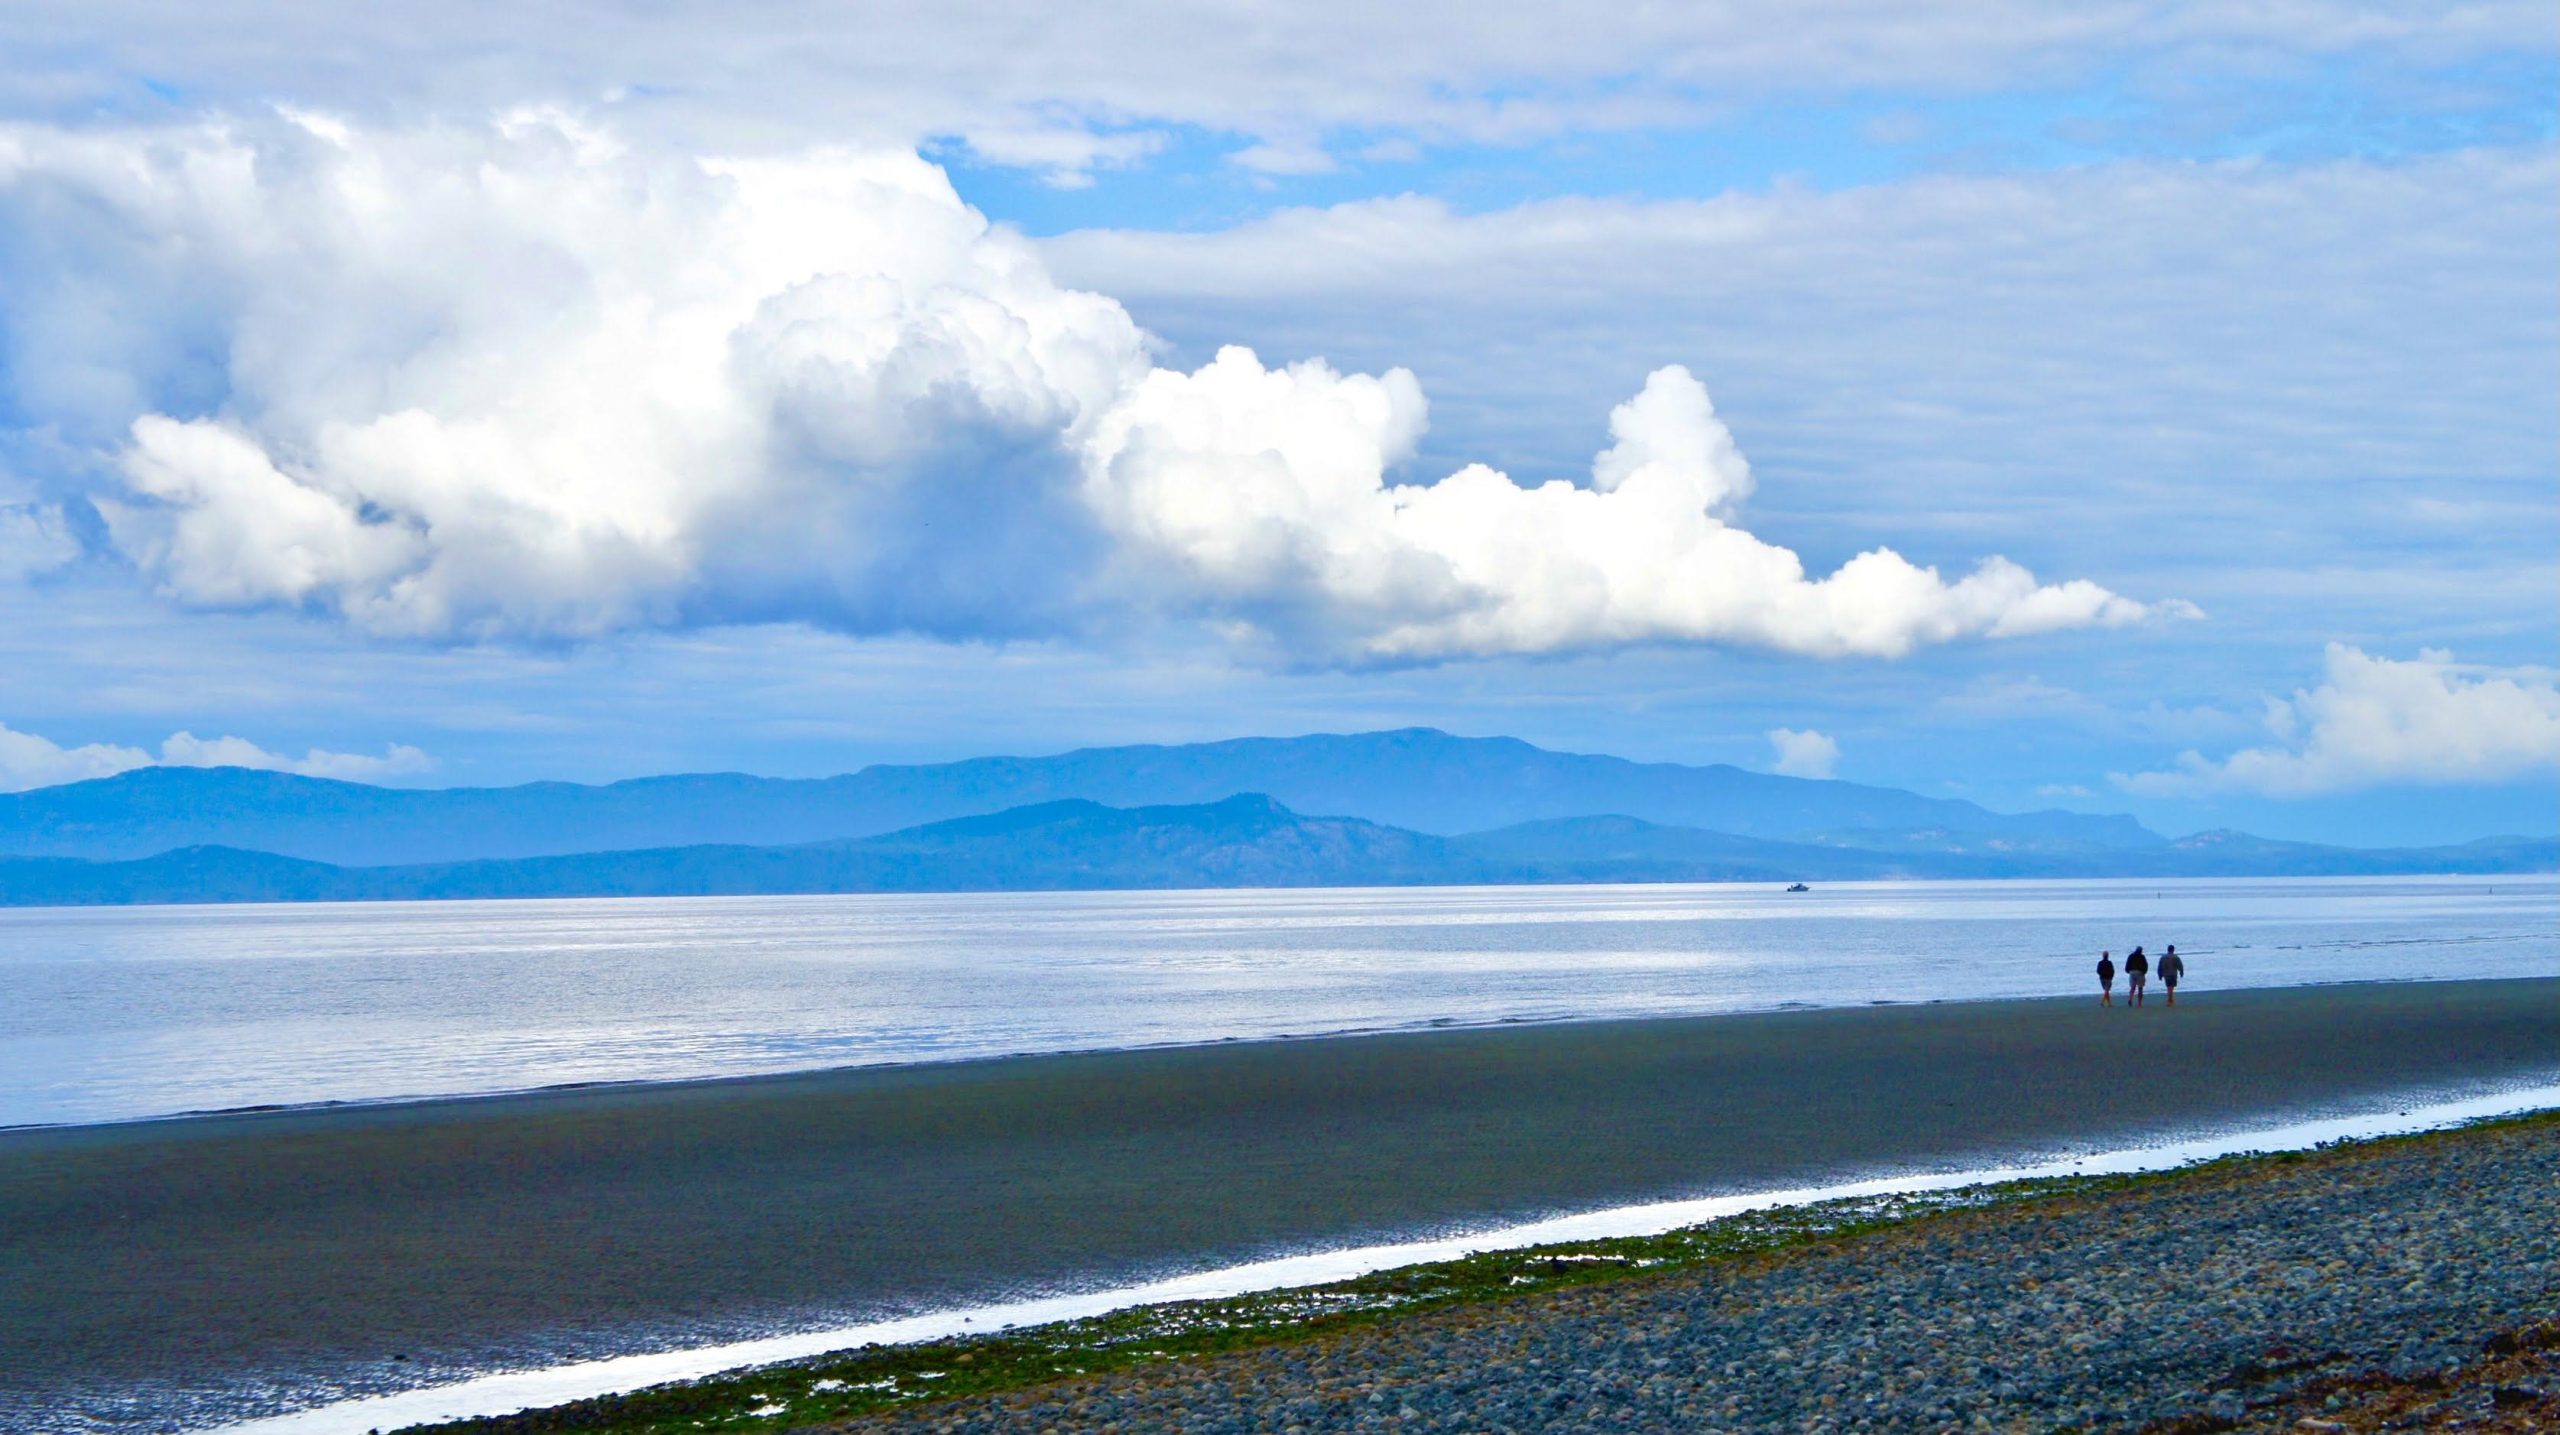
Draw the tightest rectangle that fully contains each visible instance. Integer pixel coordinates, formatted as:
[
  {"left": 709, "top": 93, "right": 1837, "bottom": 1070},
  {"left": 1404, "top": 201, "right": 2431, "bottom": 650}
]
[{"left": 1786, "top": 882, "right": 1811, "bottom": 892}]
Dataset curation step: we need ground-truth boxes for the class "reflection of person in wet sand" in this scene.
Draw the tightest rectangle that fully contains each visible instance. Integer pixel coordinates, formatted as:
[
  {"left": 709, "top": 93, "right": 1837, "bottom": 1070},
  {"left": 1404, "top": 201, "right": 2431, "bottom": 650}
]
[
  {"left": 2096, "top": 950, "right": 2116, "bottom": 1006},
  {"left": 2159, "top": 945, "right": 2185, "bottom": 1006},
  {"left": 2125, "top": 946, "right": 2150, "bottom": 1007}
]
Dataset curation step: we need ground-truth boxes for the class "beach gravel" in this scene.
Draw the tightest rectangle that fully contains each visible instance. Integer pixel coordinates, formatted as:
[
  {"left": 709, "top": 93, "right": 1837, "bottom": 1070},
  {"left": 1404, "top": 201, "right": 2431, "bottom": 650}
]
[{"left": 827, "top": 1115, "right": 2560, "bottom": 1434}]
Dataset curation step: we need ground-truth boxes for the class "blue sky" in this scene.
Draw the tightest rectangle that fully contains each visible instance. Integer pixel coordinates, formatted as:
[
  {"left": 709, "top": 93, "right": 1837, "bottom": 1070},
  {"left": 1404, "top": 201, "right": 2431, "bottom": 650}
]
[{"left": 0, "top": 1, "right": 2553, "bottom": 845}]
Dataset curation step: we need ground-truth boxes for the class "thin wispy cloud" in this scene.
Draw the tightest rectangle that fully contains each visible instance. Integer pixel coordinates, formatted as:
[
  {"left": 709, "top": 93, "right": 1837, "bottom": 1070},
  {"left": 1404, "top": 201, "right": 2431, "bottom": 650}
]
[
  {"left": 0, "top": 501, "right": 75, "bottom": 580},
  {"left": 1044, "top": 149, "right": 2560, "bottom": 505},
  {"left": 4, "top": 1, "right": 2545, "bottom": 179}
]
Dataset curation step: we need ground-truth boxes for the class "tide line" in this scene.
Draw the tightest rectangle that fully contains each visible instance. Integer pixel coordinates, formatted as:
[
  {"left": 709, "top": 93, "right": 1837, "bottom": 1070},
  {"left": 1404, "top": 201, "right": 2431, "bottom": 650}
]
[{"left": 210, "top": 1081, "right": 2560, "bottom": 1435}]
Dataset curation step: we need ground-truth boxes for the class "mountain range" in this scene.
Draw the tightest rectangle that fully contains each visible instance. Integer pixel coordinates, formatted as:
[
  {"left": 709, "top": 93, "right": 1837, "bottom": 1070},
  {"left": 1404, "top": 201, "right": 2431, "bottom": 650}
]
[
  {"left": 0, "top": 794, "right": 2549, "bottom": 907},
  {"left": 0, "top": 729, "right": 2548, "bottom": 906},
  {"left": 0, "top": 727, "right": 2158, "bottom": 866}
]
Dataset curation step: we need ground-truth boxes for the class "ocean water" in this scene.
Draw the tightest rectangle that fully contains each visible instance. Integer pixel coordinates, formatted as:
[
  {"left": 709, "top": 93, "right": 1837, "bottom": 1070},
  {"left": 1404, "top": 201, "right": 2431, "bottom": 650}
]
[{"left": 2, "top": 875, "right": 2552, "bottom": 1128}]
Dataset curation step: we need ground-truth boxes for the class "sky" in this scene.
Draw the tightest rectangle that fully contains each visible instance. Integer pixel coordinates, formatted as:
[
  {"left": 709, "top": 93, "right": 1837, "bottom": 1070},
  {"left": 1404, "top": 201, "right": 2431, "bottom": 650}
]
[{"left": 0, "top": 1, "right": 2553, "bottom": 845}]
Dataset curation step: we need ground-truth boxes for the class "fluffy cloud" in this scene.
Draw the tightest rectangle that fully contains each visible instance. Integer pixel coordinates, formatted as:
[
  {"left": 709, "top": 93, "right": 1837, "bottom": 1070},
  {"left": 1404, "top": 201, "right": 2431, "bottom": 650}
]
[
  {"left": 0, "top": 113, "right": 2164, "bottom": 664},
  {"left": 1766, "top": 727, "right": 1839, "bottom": 779},
  {"left": 1087, "top": 351, "right": 2156, "bottom": 659},
  {"left": 8, "top": 114, "right": 1146, "bottom": 640},
  {"left": 2115, "top": 646, "right": 2560, "bottom": 796},
  {"left": 0, "top": 720, "right": 432, "bottom": 792}
]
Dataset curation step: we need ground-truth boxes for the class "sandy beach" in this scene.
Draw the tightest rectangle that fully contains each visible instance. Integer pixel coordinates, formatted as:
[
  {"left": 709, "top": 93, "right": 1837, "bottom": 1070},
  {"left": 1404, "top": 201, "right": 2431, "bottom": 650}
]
[{"left": 4, "top": 977, "right": 2555, "bottom": 1430}]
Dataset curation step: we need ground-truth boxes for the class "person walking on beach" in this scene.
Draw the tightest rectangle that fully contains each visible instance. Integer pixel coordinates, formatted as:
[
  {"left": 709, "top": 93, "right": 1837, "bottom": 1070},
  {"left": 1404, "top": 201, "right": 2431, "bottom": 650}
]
[
  {"left": 2125, "top": 946, "right": 2149, "bottom": 1007},
  {"left": 2158, "top": 945, "right": 2184, "bottom": 1006},
  {"left": 2096, "top": 950, "right": 2116, "bottom": 1006}
]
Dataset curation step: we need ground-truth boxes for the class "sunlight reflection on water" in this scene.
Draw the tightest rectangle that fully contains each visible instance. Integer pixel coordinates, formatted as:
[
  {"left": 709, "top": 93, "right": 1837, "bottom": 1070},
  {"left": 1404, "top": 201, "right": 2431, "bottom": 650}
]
[{"left": 3, "top": 875, "right": 2553, "bottom": 1127}]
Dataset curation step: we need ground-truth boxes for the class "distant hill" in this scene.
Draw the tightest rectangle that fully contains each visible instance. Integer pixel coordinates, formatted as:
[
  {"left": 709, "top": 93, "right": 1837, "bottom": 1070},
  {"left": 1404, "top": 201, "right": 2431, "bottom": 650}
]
[
  {"left": 2151, "top": 830, "right": 2560, "bottom": 878},
  {"left": 0, "top": 728, "right": 2161, "bottom": 866},
  {"left": 0, "top": 846, "right": 352, "bottom": 906},
  {"left": 0, "top": 796, "right": 2547, "bottom": 907},
  {"left": 0, "top": 795, "right": 1463, "bottom": 904}
]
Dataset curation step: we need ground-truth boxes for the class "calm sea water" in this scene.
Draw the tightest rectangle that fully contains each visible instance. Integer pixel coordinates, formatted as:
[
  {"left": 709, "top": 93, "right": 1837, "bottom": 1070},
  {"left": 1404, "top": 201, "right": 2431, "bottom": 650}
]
[{"left": 2, "top": 876, "right": 2552, "bottom": 1128}]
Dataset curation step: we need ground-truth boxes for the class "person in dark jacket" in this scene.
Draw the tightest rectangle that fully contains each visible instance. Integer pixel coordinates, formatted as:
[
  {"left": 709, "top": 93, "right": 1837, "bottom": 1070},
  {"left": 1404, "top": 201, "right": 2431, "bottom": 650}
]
[
  {"left": 2159, "top": 945, "right": 2185, "bottom": 1006},
  {"left": 2125, "top": 946, "right": 2150, "bottom": 1007},
  {"left": 2096, "top": 950, "right": 2116, "bottom": 1006}
]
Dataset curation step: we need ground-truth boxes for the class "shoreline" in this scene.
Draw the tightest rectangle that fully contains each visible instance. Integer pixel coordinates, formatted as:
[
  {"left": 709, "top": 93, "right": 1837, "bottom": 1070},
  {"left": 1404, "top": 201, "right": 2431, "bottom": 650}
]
[
  {"left": 217, "top": 1087, "right": 2560, "bottom": 1435},
  {"left": 8, "top": 970, "right": 2552, "bottom": 1138},
  {"left": 699, "top": 1105, "right": 2560, "bottom": 1435},
  {"left": 6, "top": 978, "right": 2557, "bottom": 1431}
]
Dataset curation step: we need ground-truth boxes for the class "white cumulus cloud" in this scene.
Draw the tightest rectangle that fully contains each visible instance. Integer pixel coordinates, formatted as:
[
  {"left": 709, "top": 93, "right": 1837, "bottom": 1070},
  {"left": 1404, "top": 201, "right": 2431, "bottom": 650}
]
[
  {"left": 1767, "top": 727, "right": 1840, "bottom": 779},
  {"left": 0, "top": 113, "right": 2168, "bottom": 665},
  {"left": 1086, "top": 350, "right": 2158, "bottom": 660},
  {"left": 0, "top": 720, "right": 433, "bottom": 793},
  {"left": 2114, "top": 645, "right": 2560, "bottom": 797}
]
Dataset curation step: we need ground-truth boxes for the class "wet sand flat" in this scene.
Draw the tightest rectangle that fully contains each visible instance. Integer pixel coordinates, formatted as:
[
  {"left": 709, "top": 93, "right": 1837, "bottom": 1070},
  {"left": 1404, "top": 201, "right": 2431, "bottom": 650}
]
[{"left": 3, "top": 978, "right": 2556, "bottom": 1427}]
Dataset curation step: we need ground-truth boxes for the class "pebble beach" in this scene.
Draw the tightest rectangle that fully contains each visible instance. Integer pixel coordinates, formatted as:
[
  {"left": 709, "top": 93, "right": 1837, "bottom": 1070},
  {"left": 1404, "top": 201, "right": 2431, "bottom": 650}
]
[{"left": 834, "top": 1112, "right": 2560, "bottom": 1435}]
